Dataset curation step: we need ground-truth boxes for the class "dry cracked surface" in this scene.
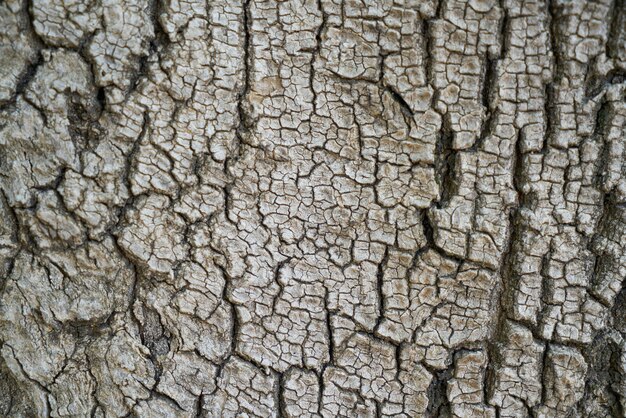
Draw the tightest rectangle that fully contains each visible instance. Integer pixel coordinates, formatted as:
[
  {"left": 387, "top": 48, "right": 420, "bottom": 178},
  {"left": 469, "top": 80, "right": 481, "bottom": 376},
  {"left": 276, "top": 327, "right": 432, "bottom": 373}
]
[{"left": 0, "top": 0, "right": 625, "bottom": 416}]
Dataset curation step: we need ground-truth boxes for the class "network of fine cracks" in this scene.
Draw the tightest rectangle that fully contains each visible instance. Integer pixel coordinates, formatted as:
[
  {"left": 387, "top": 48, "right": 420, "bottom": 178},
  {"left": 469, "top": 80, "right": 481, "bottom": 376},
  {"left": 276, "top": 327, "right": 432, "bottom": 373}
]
[{"left": 0, "top": 0, "right": 625, "bottom": 417}]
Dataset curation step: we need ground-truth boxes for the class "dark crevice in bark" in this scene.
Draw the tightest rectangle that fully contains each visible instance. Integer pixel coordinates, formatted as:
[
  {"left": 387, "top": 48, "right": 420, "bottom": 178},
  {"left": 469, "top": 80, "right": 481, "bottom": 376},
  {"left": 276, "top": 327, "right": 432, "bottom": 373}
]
[
  {"left": 0, "top": 52, "right": 43, "bottom": 112},
  {"left": 374, "top": 399, "right": 382, "bottom": 418},
  {"left": 386, "top": 85, "right": 414, "bottom": 120},
  {"left": 476, "top": 3, "right": 504, "bottom": 151},
  {"left": 193, "top": 393, "right": 204, "bottom": 418},
  {"left": 214, "top": 264, "right": 238, "bottom": 362},
  {"left": 426, "top": 6, "right": 460, "bottom": 212},
  {"left": 481, "top": 56, "right": 498, "bottom": 114},
  {"left": 270, "top": 258, "right": 290, "bottom": 315},
  {"left": 24, "top": 0, "right": 48, "bottom": 48},
  {"left": 0, "top": 355, "right": 36, "bottom": 417},
  {"left": 543, "top": 0, "right": 561, "bottom": 153},
  {"left": 277, "top": 370, "right": 287, "bottom": 418},
  {"left": 425, "top": 364, "right": 452, "bottom": 418},
  {"left": 306, "top": 0, "right": 326, "bottom": 116},
  {"left": 136, "top": 304, "right": 171, "bottom": 365},
  {"left": 433, "top": 129, "right": 456, "bottom": 208},
  {"left": 67, "top": 92, "right": 105, "bottom": 164},
  {"left": 587, "top": 103, "right": 617, "bottom": 309},
  {"left": 2, "top": 344, "right": 53, "bottom": 414},
  {"left": 318, "top": 287, "right": 334, "bottom": 412},
  {"left": 421, "top": 210, "right": 436, "bottom": 249},
  {"left": 112, "top": 111, "right": 149, "bottom": 226},
  {"left": 585, "top": 66, "right": 626, "bottom": 100},
  {"left": 96, "top": 87, "right": 106, "bottom": 110},
  {"left": 607, "top": 0, "right": 626, "bottom": 60},
  {"left": 237, "top": 0, "right": 253, "bottom": 136},
  {"left": 421, "top": 18, "right": 434, "bottom": 93},
  {"left": 374, "top": 246, "right": 389, "bottom": 334},
  {"left": 577, "top": 332, "right": 624, "bottom": 417}
]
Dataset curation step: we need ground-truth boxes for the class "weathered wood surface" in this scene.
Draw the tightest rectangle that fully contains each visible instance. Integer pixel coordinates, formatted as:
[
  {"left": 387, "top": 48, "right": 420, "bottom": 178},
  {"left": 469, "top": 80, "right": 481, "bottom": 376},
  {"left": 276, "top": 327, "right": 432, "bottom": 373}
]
[{"left": 0, "top": 0, "right": 625, "bottom": 416}]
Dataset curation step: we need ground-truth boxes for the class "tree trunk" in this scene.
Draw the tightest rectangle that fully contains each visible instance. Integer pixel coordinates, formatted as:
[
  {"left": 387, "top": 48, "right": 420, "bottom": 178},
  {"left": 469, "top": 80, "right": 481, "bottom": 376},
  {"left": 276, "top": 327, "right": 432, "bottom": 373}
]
[{"left": 0, "top": 0, "right": 625, "bottom": 416}]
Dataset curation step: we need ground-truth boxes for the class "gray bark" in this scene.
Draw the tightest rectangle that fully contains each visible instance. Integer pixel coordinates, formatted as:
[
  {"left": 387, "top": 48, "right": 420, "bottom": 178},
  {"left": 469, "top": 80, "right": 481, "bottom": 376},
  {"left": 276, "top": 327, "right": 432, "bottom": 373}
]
[{"left": 0, "top": 0, "right": 625, "bottom": 416}]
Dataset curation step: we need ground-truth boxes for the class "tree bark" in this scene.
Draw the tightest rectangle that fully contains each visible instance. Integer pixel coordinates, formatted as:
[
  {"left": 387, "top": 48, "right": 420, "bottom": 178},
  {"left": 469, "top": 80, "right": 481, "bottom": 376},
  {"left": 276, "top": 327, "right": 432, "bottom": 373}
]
[{"left": 0, "top": 0, "right": 625, "bottom": 416}]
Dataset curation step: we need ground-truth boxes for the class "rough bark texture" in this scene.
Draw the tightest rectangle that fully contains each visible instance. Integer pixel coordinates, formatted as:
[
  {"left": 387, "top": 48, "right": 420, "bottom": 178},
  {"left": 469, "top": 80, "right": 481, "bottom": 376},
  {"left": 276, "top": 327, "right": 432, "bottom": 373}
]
[{"left": 0, "top": 0, "right": 625, "bottom": 416}]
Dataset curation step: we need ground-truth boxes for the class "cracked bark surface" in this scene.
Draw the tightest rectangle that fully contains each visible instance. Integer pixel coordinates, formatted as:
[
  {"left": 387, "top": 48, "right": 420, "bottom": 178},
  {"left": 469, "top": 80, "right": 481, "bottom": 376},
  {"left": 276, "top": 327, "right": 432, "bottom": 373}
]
[{"left": 0, "top": 0, "right": 625, "bottom": 416}]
